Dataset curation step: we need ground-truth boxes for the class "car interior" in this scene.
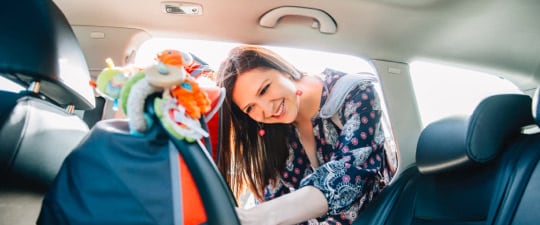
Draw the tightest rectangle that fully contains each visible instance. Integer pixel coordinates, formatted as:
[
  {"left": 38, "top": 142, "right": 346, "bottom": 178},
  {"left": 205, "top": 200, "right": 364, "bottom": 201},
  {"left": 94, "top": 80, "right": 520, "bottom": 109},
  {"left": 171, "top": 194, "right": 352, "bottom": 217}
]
[{"left": 1, "top": 0, "right": 540, "bottom": 224}]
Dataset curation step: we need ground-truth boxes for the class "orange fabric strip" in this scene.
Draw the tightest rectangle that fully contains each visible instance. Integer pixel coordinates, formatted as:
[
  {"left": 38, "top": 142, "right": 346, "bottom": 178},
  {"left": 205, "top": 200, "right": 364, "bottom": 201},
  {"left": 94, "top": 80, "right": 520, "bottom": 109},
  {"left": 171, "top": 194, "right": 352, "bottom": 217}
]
[{"left": 178, "top": 153, "right": 207, "bottom": 224}]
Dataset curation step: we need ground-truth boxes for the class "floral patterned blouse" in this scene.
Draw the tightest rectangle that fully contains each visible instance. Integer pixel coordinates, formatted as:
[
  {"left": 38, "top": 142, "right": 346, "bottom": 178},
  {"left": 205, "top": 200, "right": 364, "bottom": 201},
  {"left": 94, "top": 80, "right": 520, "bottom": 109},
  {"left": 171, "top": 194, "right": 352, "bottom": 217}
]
[{"left": 262, "top": 69, "right": 395, "bottom": 225}]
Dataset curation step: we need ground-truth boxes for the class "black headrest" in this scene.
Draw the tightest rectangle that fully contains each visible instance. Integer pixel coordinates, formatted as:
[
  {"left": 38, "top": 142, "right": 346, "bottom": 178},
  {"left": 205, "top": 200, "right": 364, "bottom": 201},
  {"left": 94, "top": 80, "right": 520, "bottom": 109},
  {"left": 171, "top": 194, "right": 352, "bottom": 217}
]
[
  {"left": 417, "top": 94, "right": 534, "bottom": 174},
  {"left": 533, "top": 87, "right": 540, "bottom": 125},
  {"left": 0, "top": 0, "right": 95, "bottom": 110}
]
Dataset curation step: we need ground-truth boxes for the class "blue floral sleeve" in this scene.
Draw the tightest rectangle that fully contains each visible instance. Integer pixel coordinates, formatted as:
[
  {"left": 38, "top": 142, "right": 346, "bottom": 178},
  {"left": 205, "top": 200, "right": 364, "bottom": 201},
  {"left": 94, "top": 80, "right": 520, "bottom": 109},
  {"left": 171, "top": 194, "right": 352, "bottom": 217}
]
[
  {"left": 263, "top": 143, "right": 313, "bottom": 202},
  {"left": 300, "top": 80, "right": 386, "bottom": 215}
]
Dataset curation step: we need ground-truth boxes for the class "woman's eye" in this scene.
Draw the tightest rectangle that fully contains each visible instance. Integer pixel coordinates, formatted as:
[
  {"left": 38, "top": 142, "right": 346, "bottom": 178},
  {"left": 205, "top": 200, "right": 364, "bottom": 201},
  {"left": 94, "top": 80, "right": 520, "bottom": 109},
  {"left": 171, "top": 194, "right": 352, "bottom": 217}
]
[
  {"left": 245, "top": 105, "right": 253, "bottom": 114},
  {"left": 260, "top": 84, "right": 270, "bottom": 95}
]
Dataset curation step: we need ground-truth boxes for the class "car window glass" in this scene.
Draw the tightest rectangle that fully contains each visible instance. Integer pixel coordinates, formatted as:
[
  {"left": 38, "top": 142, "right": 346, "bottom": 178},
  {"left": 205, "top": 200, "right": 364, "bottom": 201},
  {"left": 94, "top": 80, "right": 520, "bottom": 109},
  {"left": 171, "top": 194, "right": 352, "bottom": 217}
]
[{"left": 410, "top": 61, "right": 523, "bottom": 127}]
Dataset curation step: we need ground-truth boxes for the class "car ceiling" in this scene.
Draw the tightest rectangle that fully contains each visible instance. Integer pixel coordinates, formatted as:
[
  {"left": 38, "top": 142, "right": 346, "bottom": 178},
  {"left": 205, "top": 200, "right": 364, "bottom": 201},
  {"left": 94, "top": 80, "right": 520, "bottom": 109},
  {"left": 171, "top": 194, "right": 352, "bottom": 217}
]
[{"left": 53, "top": 0, "right": 540, "bottom": 92}]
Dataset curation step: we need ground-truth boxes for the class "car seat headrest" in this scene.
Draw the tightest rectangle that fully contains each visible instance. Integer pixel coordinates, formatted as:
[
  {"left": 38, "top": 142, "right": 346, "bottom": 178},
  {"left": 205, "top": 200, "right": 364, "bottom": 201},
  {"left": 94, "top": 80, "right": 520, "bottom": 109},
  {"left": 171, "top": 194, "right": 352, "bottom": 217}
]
[
  {"left": 416, "top": 94, "right": 534, "bottom": 174},
  {"left": 0, "top": 0, "right": 95, "bottom": 110}
]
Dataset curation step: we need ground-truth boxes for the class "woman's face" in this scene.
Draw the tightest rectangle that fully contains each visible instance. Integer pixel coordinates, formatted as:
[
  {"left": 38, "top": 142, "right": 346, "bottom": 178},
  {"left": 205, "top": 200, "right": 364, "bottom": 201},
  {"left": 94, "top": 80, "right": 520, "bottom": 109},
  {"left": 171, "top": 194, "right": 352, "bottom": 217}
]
[{"left": 232, "top": 68, "right": 299, "bottom": 124}]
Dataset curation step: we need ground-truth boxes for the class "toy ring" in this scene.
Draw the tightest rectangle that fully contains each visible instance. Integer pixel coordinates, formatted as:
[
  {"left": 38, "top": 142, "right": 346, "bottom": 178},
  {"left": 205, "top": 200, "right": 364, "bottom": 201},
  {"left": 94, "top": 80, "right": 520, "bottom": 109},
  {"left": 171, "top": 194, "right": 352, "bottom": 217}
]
[
  {"left": 145, "top": 63, "right": 186, "bottom": 88},
  {"left": 154, "top": 96, "right": 208, "bottom": 142}
]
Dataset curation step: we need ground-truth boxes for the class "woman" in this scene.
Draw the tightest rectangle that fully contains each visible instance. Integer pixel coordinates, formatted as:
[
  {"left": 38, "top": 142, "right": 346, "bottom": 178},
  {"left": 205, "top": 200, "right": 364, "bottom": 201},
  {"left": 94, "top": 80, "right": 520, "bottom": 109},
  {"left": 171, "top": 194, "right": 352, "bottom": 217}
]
[{"left": 216, "top": 45, "right": 394, "bottom": 225}]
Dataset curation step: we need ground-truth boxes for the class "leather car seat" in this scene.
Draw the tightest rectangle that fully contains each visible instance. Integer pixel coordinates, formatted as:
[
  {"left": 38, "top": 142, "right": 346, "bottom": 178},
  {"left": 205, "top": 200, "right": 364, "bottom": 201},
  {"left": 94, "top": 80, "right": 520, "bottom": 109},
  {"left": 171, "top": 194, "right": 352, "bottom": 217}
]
[{"left": 354, "top": 94, "right": 535, "bottom": 225}]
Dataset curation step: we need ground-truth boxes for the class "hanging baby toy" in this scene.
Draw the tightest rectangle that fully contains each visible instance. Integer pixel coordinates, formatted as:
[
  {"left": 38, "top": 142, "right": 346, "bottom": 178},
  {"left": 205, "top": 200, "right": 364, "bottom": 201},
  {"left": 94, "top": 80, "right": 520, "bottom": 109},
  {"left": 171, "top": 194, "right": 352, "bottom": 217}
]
[{"left": 116, "top": 49, "right": 213, "bottom": 141}]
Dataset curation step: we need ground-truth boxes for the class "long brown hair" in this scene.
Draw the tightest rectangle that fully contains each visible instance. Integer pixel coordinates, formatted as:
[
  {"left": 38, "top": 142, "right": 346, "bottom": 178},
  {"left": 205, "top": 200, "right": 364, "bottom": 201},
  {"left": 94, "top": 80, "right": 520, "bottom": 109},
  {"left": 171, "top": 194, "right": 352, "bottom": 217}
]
[{"left": 216, "top": 45, "right": 303, "bottom": 202}]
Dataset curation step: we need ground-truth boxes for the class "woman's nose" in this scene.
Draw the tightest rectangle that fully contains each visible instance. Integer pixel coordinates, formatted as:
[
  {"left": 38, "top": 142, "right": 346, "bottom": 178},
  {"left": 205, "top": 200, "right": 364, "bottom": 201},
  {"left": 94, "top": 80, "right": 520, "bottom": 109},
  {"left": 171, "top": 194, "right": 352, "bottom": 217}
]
[
  {"left": 253, "top": 99, "right": 273, "bottom": 120},
  {"left": 260, "top": 102, "right": 273, "bottom": 118}
]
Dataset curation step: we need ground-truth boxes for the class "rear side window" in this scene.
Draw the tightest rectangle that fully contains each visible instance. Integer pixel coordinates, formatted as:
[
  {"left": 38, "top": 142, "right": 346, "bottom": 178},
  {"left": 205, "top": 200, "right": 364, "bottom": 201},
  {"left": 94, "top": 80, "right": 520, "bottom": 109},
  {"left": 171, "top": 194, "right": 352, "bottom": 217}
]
[{"left": 410, "top": 61, "right": 523, "bottom": 127}]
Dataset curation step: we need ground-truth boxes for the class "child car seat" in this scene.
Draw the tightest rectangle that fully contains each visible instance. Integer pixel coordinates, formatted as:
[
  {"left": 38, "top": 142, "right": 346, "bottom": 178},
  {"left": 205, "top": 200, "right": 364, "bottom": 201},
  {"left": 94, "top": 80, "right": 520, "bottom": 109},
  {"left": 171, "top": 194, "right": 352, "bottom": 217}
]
[{"left": 38, "top": 53, "right": 239, "bottom": 225}]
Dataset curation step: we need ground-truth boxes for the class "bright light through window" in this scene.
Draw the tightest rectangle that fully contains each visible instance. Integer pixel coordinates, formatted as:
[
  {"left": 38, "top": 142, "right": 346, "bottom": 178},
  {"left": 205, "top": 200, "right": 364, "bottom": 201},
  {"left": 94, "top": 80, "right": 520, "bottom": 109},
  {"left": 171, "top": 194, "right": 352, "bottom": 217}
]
[
  {"left": 134, "top": 38, "right": 374, "bottom": 75},
  {"left": 410, "top": 61, "right": 523, "bottom": 127},
  {"left": 135, "top": 39, "right": 237, "bottom": 70}
]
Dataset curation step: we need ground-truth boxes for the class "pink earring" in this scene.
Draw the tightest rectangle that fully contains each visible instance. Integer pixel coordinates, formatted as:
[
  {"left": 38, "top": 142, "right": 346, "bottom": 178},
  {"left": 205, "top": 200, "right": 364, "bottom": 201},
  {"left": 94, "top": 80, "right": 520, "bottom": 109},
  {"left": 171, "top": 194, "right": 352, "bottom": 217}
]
[
  {"left": 258, "top": 123, "right": 265, "bottom": 136},
  {"left": 296, "top": 89, "right": 303, "bottom": 96}
]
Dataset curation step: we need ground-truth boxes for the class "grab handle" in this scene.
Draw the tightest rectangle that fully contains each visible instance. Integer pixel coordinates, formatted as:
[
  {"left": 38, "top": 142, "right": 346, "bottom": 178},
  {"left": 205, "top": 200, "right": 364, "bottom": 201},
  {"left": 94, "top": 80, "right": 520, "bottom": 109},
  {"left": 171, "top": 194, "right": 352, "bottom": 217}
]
[{"left": 259, "top": 6, "right": 337, "bottom": 34}]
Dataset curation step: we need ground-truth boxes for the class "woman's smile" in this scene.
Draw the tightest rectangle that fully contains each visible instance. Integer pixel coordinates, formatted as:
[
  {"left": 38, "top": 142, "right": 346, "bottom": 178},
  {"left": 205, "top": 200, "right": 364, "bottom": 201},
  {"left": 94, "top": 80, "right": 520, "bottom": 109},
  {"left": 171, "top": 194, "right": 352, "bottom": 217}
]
[{"left": 272, "top": 99, "right": 286, "bottom": 119}]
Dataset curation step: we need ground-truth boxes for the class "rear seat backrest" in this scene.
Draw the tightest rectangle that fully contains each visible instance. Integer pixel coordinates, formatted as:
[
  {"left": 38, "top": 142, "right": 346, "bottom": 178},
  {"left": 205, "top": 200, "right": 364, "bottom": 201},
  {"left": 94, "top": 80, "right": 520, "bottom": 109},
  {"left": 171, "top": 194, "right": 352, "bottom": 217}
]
[{"left": 354, "top": 94, "right": 534, "bottom": 225}]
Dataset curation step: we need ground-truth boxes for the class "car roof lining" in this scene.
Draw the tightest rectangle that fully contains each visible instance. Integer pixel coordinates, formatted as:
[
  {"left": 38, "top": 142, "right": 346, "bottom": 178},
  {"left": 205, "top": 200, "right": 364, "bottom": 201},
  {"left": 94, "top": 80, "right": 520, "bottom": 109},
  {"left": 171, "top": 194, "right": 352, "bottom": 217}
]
[{"left": 54, "top": 0, "right": 540, "bottom": 91}]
